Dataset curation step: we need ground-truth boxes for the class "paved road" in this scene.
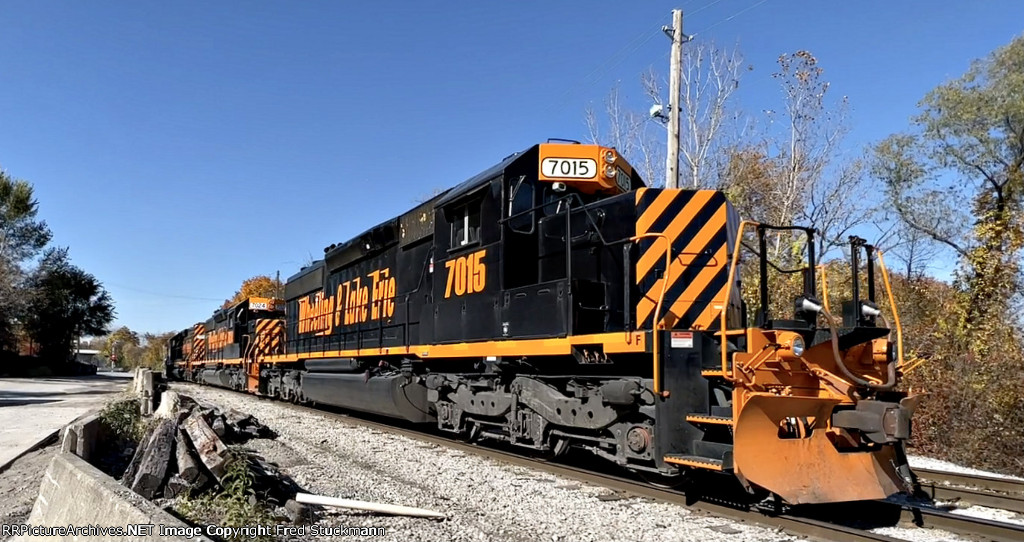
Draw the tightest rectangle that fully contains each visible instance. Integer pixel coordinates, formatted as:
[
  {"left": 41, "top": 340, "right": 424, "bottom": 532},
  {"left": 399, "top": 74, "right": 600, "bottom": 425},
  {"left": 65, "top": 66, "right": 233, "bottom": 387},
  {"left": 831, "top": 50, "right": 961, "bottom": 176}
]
[{"left": 0, "top": 372, "right": 130, "bottom": 469}]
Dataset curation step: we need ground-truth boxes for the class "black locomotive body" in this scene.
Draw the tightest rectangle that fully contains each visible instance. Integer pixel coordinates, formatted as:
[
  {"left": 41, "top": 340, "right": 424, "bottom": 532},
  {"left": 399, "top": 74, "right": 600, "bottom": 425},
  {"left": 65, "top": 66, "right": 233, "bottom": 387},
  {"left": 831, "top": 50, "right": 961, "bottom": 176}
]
[{"left": 172, "top": 141, "right": 918, "bottom": 505}]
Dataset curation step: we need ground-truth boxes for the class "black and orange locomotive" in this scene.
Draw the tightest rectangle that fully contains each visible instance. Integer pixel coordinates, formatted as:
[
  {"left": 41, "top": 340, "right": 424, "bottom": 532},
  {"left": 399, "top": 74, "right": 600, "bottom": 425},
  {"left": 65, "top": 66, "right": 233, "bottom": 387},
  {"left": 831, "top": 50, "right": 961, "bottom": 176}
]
[{"left": 169, "top": 141, "right": 917, "bottom": 505}]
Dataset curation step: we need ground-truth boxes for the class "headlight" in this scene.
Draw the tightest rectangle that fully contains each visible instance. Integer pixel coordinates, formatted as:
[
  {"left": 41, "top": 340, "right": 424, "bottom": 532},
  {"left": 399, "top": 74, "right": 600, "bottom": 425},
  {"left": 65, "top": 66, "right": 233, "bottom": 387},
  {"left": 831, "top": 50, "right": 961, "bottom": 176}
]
[
  {"left": 604, "top": 165, "right": 616, "bottom": 178},
  {"left": 603, "top": 150, "right": 616, "bottom": 163},
  {"left": 791, "top": 336, "right": 805, "bottom": 357}
]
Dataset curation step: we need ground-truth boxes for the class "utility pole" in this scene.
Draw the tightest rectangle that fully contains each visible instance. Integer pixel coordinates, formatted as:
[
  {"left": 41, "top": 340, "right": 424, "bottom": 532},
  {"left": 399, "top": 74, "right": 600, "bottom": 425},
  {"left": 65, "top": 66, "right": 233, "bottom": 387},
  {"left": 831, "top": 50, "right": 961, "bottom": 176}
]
[
  {"left": 275, "top": 270, "right": 282, "bottom": 298},
  {"left": 665, "top": 9, "right": 683, "bottom": 189}
]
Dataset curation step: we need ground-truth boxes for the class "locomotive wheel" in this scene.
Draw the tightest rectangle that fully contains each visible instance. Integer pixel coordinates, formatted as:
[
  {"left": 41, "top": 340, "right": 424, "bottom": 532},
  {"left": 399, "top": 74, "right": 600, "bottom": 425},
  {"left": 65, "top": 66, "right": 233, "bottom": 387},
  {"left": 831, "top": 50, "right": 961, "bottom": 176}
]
[{"left": 638, "top": 471, "right": 686, "bottom": 489}]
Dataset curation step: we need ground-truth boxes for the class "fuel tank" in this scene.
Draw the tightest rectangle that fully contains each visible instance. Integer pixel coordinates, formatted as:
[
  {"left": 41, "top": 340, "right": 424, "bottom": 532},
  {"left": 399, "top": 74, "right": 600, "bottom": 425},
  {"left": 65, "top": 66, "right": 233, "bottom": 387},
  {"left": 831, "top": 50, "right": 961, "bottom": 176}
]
[
  {"left": 300, "top": 372, "right": 434, "bottom": 424},
  {"left": 197, "top": 367, "right": 235, "bottom": 388}
]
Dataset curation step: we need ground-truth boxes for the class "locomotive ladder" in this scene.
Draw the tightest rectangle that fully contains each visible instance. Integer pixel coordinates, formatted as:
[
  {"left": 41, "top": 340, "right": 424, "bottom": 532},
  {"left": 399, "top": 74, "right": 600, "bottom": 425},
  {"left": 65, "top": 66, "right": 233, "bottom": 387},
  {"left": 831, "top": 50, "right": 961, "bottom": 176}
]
[
  {"left": 664, "top": 364, "right": 736, "bottom": 472},
  {"left": 657, "top": 225, "right": 761, "bottom": 474}
]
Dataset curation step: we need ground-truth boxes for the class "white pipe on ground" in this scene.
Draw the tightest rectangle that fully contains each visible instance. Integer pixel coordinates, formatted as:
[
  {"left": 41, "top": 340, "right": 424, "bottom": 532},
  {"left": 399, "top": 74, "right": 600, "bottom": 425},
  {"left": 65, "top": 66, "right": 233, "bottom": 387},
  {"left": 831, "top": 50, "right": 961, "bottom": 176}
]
[{"left": 295, "top": 492, "right": 446, "bottom": 519}]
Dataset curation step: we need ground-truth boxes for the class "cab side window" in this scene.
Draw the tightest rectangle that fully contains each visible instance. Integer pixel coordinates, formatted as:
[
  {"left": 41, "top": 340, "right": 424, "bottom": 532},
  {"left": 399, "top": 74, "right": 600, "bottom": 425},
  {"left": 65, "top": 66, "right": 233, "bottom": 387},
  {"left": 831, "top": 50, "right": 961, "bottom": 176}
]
[
  {"left": 508, "top": 176, "right": 534, "bottom": 233},
  {"left": 450, "top": 202, "right": 481, "bottom": 249}
]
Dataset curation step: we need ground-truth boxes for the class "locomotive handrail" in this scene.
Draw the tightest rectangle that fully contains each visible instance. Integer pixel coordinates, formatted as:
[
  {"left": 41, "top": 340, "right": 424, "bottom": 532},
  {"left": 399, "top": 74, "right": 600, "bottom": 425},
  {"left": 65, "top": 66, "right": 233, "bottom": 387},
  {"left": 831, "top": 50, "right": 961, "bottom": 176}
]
[
  {"left": 719, "top": 220, "right": 760, "bottom": 383},
  {"left": 812, "top": 246, "right": 900, "bottom": 392},
  {"left": 876, "top": 250, "right": 905, "bottom": 371},
  {"left": 565, "top": 200, "right": 573, "bottom": 327},
  {"left": 818, "top": 306, "right": 897, "bottom": 391},
  {"left": 817, "top": 264, "right": 832, "bottom": 313},
  {"left": 243, "top": 333, "right": 254, "bottom": 362},
  {"left": 503, "top": 189, "right": 648, "bottom": 339},
  {"left": 628, "top": 232, "right": 673, "bottom": 396},
  {"left": 502, "top": 192, "right": 613, "bottom": 247}
]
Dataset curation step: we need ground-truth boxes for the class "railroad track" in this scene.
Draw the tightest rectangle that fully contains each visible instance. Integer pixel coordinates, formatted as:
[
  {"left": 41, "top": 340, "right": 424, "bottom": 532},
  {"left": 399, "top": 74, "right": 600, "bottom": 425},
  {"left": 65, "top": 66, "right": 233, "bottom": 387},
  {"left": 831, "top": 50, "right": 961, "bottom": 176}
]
[
  {"left": 914, "top": 467, "right": 1024, "bottom": 514},
  {"left": 172, "top": 383, "right": 1024, "bottom": 542},
  {"left": 901, "top": 506, "right": 1024, "bottom": 542}
]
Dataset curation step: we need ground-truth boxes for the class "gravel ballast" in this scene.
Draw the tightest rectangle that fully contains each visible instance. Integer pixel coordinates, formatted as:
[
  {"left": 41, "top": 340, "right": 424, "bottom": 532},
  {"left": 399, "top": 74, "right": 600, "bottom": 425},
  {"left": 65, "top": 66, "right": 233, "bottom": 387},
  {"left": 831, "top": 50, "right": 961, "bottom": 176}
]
[
  {"left": 171, "top": 384, "right": 797, "bottom": 542},
  {"left": 908, "top": 455, "right": 1024, "bottom": 481},
  {"left": 173, "top": 383, "right": 1013, "bottom": 542}
]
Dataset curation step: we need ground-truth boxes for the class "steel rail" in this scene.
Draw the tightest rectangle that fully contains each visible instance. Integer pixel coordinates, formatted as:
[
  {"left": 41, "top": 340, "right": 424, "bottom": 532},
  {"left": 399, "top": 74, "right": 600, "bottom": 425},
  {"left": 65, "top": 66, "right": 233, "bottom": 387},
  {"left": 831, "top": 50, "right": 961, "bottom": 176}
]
[
  {"left": 920, "top": 485, "right": 1024, "bottom": 515},
  {"left": 913, "top": 468, "right": 1024, "bottom": 514},
  {"left": 915, "top": 468, "right": 1024, "bottom": 495},
  {"left": 903, "top": 506, "right": 1024, "bottom": 542}
]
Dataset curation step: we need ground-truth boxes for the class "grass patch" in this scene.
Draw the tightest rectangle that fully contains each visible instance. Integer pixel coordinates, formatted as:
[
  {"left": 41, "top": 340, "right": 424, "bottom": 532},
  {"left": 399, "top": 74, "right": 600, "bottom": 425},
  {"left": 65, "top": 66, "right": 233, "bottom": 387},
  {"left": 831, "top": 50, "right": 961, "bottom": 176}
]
[
  {"left": 99, "top": 396, "right": 148, "bottom": 442},
  {"left": 175, "top": 451, "right": 278, "bottom": 542},
  {"left": 96, "top": 396, "right": 153, "bottom": 478}
]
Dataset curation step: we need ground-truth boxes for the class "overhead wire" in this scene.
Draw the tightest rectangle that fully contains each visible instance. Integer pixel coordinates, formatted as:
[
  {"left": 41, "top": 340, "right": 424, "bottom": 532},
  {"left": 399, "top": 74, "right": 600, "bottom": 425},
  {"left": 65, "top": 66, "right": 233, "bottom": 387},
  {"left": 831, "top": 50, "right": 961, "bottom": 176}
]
[
  {"left": 573, "top": 0, "right": 734, "bottom": 86},
  {"left": 656, "top": 0, "right": 773, "bottom": 61},
  {"left": 104, "top": 282, "right": 224, "bottom": 302},
  {"left": 547, "top": 17, "right": 666, "bottom": 114},
  {"left": 548, "top": 0, "right": 720, "bottom": 113},
  {"left": 688, "top": 0, "right": 771, "bottom": 38}
]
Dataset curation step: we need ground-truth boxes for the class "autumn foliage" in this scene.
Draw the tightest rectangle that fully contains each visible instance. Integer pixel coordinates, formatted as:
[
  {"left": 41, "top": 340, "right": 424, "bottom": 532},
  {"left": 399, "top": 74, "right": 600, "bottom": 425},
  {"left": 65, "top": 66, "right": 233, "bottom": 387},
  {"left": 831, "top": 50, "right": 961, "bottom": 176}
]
[
  {"left": 870, "top": 36, "right": 1024, "bottom": 475},
  {"left": 222, "top": 275, "right": 281, "bottom": 308}
]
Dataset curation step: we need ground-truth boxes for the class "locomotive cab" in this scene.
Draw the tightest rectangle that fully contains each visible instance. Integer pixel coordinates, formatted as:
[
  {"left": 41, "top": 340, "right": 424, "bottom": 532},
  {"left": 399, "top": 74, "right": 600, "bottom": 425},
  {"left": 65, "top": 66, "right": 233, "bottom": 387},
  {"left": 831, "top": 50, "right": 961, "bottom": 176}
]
[
  {"left": 427, "top": 141, "right": 645, "bottom": 343},
  {"left": 187, "top": 297, "right": 285, "bottom": 392}
]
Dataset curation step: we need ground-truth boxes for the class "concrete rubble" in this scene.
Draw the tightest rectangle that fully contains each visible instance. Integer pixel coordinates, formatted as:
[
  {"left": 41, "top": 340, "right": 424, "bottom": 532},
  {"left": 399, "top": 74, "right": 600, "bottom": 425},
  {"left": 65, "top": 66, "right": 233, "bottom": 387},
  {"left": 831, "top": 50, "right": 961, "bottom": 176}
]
[{"left": 120, "top": 384, "right": 284, "bottom": 502}]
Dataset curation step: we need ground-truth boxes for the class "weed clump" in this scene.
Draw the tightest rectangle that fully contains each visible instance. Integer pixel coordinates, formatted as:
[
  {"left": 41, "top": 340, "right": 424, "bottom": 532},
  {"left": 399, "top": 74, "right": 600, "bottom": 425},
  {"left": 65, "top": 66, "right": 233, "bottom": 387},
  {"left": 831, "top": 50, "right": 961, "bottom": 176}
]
[
  {"left": 175, "top": 451, "right": 278, "bottom": 542},
  {"left": 96, "top": 396, "right": 152, "bottom": 477}
]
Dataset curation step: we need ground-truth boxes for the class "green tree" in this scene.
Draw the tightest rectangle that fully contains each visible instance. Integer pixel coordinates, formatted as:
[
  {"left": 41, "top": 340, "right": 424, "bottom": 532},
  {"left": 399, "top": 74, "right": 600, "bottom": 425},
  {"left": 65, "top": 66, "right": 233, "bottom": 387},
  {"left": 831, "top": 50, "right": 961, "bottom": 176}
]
[
  {"left": 871, "top": 34, "right": 1024, "bottom": 475},
  {"left": 23, "top": 248, "right": 115, "bottom": 361},
  {"left": 0, "top": 170, "right": 51, "bottom": 263},
  {"left": 0, "top": 258, "right": 24, "bottom": 352},
  {"left": 99, "top": 327, "right": 174, "bottom": 370},
  {"left": 873, "top": 34, "right": 1024, "bottom": 340},
  {"left": 139, "top": 331, "right": 175, "bottom": 369},
  {"left": 0, "top": 170, "right": 52, "bottom": 352},
  {"left": 101, "top": 326, "right": 140, "bottom": 366}
]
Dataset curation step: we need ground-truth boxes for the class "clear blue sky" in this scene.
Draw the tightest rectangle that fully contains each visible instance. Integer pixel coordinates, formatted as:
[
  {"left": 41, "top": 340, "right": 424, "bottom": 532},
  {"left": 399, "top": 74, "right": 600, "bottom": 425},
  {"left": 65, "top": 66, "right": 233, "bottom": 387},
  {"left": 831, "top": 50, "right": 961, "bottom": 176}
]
[{"left": 1, "top": 1, "right": 1021, "bottom": 334}]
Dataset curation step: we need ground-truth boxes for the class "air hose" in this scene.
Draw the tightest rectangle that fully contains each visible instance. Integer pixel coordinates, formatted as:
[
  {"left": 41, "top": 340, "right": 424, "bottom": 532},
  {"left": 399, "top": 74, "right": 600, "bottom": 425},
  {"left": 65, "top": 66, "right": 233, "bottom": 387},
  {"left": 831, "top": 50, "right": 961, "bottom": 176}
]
[{"left": 819, "top": 307, "right": 897, "bottom": 391}]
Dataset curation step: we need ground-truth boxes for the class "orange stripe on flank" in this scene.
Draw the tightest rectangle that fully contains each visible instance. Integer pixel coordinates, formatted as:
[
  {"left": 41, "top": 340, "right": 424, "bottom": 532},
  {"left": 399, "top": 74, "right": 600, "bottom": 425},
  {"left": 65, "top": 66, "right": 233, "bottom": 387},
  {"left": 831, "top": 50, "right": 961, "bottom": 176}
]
[
  {"left": 636, "top": 190, "right": 716, "bottom": 282},
  {"left": 662, "top": 244, "right": 728, "bottom": 328},
  {"left": 635, "top": 190, "right": 679, "bottom": 235},
  {"left": 262, "top": 331, "right": 648, "bottom": 364},
  {"left": 636, "top": 203, "right": 727, "bottom": 325}
]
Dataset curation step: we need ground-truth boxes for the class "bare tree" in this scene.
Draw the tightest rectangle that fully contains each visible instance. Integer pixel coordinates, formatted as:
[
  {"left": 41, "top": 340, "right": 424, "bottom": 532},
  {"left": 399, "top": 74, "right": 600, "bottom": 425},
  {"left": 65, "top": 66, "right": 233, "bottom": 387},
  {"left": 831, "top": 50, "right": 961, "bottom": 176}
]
[
  {"left": 870, "top": 134, "right": 970, "bottom": 259},
  {"left": 645, "top": 41, "right": 745, "bottom": 188},
  {"left": 763, "top": 51, "right": 871, "bottom": 260},
  {"left": 585, "top": 84, "right": 665, "bottom": 186},
  {"left": 873, "top": 216, "right": 943, "bottom": 281},
  {"left": 804, "top": 159, "right": 875, "bottom": 258},
  {"left": 586, "top": 39, "right": 744, "bottom": 189},
  {"left": 586, "top": 47, "right": 869, "bottom": 263}
]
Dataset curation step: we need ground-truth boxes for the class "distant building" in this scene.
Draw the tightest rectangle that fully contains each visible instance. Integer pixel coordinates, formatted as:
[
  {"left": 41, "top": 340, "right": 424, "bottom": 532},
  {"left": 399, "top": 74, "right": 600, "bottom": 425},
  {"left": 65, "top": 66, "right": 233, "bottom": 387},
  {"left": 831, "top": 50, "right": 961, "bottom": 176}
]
[{"left": 75, "top": 349, "right": 101, "bottom": 366}]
